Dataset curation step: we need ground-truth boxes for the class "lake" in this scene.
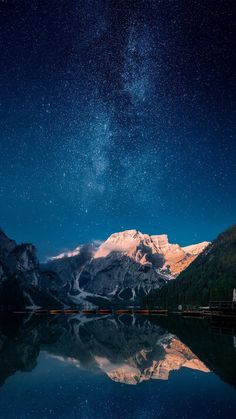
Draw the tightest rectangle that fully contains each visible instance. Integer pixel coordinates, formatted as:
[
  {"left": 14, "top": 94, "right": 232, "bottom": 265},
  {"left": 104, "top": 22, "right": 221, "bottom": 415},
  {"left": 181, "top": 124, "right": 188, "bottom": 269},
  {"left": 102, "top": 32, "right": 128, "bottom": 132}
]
[{"left": 0, "top": 313, "right": 235, "bottom": 419}]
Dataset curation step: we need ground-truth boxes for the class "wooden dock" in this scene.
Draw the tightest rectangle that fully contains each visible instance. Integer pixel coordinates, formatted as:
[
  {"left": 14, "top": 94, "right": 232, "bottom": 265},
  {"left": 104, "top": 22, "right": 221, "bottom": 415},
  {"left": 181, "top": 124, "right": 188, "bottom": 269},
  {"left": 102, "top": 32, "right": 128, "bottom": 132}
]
[
  {"left": 209, "top": 300, "right": 236, "bottom": 313},
  {"left": 8, "top": 299, "right": 236, "bottom": 322},
  {"left": 10, "top": 308, "right": 168, "bottom": 316},
  {"left": 180, "top": 300, "right": 236, "bottom": 322}
]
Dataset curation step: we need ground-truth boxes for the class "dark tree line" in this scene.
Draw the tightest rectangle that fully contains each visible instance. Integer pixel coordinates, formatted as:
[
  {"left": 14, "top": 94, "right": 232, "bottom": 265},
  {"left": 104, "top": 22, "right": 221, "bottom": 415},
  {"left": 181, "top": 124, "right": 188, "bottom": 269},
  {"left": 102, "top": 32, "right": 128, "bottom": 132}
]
[{"left": 144, "top": 225, "right": 236, "bottom": 309}]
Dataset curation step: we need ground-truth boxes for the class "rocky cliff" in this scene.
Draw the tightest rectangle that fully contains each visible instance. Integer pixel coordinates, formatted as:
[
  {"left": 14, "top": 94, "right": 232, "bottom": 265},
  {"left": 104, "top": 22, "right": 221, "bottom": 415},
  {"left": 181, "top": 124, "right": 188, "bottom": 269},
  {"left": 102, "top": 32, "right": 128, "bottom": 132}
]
[
  {"left": 0, "top": 230, "right": 72, "bottom": 309},
  {"left": 71, "top": 230, "right": 209, "bottom": 305}
]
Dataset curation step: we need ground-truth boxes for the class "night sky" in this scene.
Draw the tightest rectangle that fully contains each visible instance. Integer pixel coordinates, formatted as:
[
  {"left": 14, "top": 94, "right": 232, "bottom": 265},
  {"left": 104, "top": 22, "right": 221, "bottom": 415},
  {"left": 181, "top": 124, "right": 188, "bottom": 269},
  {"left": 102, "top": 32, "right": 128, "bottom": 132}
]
[{"left": 0, "top": 0, "right": 235, "bottom": 259}]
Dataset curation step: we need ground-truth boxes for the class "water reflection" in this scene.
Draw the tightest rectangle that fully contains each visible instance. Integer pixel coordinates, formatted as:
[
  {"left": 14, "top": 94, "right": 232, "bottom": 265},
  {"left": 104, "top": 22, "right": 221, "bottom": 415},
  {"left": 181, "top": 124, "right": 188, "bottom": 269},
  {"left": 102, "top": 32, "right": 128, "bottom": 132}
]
[{"left": 0, "top": 314, "right": 235, "bottom": 388}]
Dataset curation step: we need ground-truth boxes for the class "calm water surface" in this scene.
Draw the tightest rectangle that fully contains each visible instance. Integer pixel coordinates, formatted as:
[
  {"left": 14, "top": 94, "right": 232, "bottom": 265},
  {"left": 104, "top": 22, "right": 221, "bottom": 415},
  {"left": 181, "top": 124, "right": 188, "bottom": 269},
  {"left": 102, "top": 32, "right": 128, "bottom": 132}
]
[{"left": 0, "top": 314, "right": 235, "bottom": 419}]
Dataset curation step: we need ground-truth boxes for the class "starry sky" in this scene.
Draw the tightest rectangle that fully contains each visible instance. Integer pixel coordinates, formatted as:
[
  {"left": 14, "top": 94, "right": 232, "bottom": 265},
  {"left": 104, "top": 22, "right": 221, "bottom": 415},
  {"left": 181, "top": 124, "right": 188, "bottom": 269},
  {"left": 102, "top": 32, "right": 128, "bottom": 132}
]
[{"left": 0, "top": 0, "right": 235, "bottom": 259}]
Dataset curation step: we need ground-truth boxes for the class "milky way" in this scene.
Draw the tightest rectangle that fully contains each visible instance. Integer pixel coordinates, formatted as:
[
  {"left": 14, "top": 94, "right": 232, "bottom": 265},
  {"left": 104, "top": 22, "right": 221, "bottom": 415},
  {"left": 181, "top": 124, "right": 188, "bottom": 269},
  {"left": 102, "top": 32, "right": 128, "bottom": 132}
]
[{"left": 0, "top": 1, "right": 235, "bottom": 258}]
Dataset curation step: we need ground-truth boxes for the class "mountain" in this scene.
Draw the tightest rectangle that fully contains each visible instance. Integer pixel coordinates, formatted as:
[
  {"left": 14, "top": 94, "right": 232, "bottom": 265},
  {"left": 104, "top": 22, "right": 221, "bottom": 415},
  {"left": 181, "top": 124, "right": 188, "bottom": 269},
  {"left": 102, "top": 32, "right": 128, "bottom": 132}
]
[
  {"left": 42, "top": 243, "right": 97, "bottom": 294},
  {"left": 0, "top": 229, "right": 73, "bottom": 309},
  {"left": 0, "top": 228, "right": 209, "bottom": 309},
  {"left": 0, "top": 229, "right": 39, "bottom": 286},
  {"left": 146, "top": 225, "right": 236, "bottom": 308},
  {"left": 63, "top": 230, "right": 209, "bottom": 305}
]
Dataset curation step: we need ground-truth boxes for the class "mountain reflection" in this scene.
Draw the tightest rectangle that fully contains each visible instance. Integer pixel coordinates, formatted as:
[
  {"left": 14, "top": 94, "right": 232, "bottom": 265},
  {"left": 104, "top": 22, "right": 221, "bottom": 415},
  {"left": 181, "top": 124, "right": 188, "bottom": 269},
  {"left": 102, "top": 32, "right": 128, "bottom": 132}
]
[{"left": 0, "top": 314, "right": 235, "bottom": 387}]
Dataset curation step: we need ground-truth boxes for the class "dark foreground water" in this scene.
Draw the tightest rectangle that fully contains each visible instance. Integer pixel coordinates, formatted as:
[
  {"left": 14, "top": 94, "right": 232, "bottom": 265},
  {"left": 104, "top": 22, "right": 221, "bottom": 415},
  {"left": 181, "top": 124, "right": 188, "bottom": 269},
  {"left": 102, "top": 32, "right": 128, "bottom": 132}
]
[{"left": 0, "top": 314, "right": 236, "bottom": 419}]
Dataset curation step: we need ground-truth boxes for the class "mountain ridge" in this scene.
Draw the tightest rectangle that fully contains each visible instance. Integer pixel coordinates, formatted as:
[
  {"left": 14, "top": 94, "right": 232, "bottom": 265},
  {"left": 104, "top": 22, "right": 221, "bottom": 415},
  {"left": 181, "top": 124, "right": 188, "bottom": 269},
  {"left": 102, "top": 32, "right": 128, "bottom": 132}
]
[
  {"left": 0, "top": 227, "right": 210, "bottom": 309},
  {"left": 50, "top": 229, "right": 209, "bottom": 306}
]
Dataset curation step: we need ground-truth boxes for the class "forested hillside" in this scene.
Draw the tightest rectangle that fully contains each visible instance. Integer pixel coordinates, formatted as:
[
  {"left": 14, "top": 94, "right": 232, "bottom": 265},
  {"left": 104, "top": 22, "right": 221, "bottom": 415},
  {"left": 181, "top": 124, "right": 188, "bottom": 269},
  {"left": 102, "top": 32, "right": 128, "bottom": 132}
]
[{"left": 145, "top": 225, "right": 236, "bottom": 309}]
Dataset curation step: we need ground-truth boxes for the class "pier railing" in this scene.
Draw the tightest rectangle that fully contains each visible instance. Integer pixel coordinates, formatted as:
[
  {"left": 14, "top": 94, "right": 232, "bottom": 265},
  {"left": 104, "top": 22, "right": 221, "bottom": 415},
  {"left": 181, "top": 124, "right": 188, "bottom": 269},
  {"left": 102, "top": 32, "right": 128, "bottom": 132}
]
[{"left": 209, "top": 301, "right": 236, "bottom": 312}]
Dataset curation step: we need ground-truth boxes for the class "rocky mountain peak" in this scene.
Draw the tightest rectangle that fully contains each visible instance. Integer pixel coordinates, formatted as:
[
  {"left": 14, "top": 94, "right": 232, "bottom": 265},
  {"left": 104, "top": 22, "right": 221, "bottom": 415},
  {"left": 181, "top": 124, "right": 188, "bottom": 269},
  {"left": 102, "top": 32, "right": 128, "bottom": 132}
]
[
  {"left": 151, "top": 234, "right": 169, "bottom": 247},
  {"left": 0, "top": 229, "right": 17, "bottom": 259},
  {"left": 73, "top": 230, "right": 210, "bottom": 304},
  {"left": 94, "top": 229, "right": 157, "bottom": 261},
  {"left": 182, "top": 241, "right": 210, "bottom": 255}
]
